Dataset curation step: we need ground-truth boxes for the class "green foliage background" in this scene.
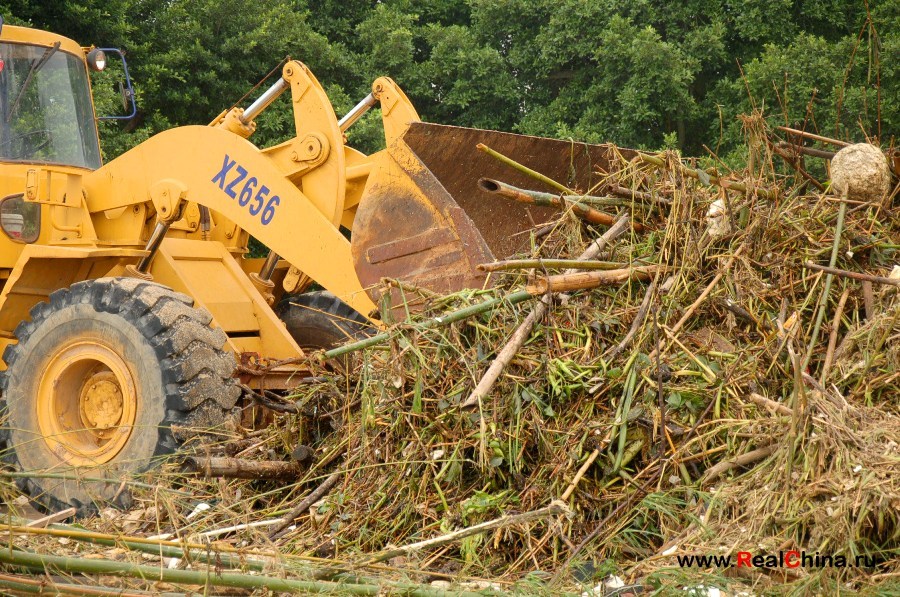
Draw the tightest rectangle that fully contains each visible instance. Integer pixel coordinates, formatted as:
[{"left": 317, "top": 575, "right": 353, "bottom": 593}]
[{"left": 0, "top": 0, "right": 895, "bottom": 163}]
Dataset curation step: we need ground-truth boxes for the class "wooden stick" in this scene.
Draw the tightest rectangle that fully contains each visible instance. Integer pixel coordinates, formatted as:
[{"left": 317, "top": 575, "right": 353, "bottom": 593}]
[
  {"left": 460, "top": 217, "right": 631, "bottom": 409},
  {"left": 701, "top": 444, "right": 777, "bottom": 485},
  {"left": 775, "top": 141, "right": 836, "bottom": 159},
  {"left": 803, "top": 261, "right": 900, "bottom": 287},
  {"left": 527, "top": 266, "right": 658, "bottom": 294},
  {"left": 184, "top": 457, "right": 302, "bottom": 480},
  {"left": 821, "top": 286, "right": 850, "bottom": 385},
  {"left": 862, "top": 281, "right": 875, "bottom": 319},
  {"left": 365, "top": 500, "right": 569, "bottom": 564},
  {"left": 561, "top": 447, "right": 603, "bottom": 501},
  {"left": 25, "top": 507, "right": 76, "bottom": 528},
  {"left": 648, "top": 238, "right": 751, "bottom": 361},
  {"left": 746, "top": 392, "right": 793, "bottom": 416},
  {"left": 268, "top": 470, "right": 344, "bottom": 539},
  {"left": 604, "top": 278, "right": 658, "bottom": 360}
]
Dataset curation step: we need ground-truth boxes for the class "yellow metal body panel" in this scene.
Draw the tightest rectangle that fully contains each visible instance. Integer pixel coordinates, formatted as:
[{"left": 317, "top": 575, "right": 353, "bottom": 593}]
[
  {"left": 150, "top": 238, "right": 302, "bottom": 360},
  {"left": 0, "top": 245, "right": 147, "bottom": 368},
  {"left": 82, "top": 126, "right": 377, "bottom": 318}
]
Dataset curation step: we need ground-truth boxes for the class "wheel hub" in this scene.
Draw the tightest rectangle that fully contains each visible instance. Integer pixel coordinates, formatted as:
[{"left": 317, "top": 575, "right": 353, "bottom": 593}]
[
  {"left": 37, "top": 340, "right": 138, "bottom": 466},
  {"left": 79, "top": 373, "right": 124, "bottom": 434}
]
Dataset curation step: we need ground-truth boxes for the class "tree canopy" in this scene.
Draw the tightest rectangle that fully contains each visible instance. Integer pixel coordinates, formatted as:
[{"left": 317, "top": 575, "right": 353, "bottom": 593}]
[{"left": 1, "top": 0, "right": 894, "bottom": 162}]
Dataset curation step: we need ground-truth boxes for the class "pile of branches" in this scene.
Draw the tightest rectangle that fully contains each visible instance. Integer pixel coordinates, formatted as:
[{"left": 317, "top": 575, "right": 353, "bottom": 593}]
[{"left": 2, "top": 117, "right": 898, "bottom": 596}]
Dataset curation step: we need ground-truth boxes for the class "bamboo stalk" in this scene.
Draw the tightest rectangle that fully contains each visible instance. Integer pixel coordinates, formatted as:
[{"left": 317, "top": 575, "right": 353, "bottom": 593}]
[
  {"left": 610, "top": 185, "right": 671, "bottom": 205},
  {"left": 0, "top": 572, "right": 163, "bottom": 597},
  {"left": 821, "top": 287, "right": 850, "bottom": 385},
  {"left": 479, "top": 178, "right": 645, "bottom": 231},
  {"left": 0, "top": 547, "right": 485, "bottom": 597},
  {"left": 772, "top": 145, "right": 827, "bottom": 191},
  {"left": 775, "top": 141, "right": 836, "bottom": 159},
  {"left": 0, "top": 472, "right": 191, "bottom": 496},
  {"left": 561, "top": 447, "right": 603, "bottom": 501},
  {"left": 478, "top": 259, "right": 628, "bottom": 273},
  {"left": 476, "top": 143, "right": 570, "bottom": 194},
  {"left": 604, "top": 278, "right": 658, "bottom": 360},
  {"left": 324, "top": 289, "right": 534, "bottom": 358},
  {"left": 649, "top": 232, "right": 754, "bottom": 361},
  {"left": 803, "top": 199, "right": 848, "bottom": 370},
  {"left": 365, "top": 500, "right": 569, "bottom": 565},
  {"left": 638, "top": 153, "right": 778, "bottom": 200},
  {"left": 1, "top": 524, "right": 268, "bottom": 572}
]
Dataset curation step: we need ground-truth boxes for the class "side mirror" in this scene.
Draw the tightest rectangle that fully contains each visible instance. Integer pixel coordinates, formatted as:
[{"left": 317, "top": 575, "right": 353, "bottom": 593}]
[{"left": 96, "top": 48, "right": 137, "bottom": 121}]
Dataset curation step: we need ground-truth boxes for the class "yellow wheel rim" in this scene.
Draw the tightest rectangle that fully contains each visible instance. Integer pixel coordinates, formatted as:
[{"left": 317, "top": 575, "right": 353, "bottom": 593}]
[{"left": 37, "top": 340, "right": 138, "bottom": 467}]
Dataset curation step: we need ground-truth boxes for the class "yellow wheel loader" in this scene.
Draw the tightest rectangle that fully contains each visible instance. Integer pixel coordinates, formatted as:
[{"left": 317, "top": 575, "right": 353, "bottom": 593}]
[{"left": 0, "top": 22, "right": 625, "bottom": 514}]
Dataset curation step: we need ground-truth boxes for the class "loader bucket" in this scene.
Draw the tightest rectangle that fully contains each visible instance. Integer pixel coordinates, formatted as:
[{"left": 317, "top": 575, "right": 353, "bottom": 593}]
[{"left": 351, "top": 122, "right": 632, "bottom": 311}]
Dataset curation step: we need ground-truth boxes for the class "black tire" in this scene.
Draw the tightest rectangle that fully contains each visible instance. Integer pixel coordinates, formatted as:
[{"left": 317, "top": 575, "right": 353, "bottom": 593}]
[
  {"left": 276, "top": 291, "right": 372, "bottom": 350},
  {"left": 0, "top": 278, "right": 240, "bottom": 515}
]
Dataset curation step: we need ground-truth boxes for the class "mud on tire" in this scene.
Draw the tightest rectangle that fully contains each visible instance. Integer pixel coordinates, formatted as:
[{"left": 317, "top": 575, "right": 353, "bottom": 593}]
[{"left": 0, "top": 278, "right": 239, "bottom": 515}]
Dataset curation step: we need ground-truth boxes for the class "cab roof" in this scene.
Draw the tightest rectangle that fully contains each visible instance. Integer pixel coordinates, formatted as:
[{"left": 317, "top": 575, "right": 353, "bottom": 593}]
[{"left": 1, "top": 24, "right": 85, "bottom": 58}]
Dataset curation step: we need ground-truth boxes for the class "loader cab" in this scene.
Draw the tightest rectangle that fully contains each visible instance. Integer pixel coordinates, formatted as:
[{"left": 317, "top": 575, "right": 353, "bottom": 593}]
[{"left": 0, "top": 24, "right": 102, "bottom": 171}]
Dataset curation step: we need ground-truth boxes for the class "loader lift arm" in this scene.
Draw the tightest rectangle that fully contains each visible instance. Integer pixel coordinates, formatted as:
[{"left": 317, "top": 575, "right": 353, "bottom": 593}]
[{"left": 82, "top": 124, "right": 377, "bottom": 318}]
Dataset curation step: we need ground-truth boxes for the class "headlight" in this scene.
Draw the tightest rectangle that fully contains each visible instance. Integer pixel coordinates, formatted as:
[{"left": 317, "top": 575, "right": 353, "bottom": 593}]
[{"left": 86, "top": 48, "right": 106, "bottom": 72}]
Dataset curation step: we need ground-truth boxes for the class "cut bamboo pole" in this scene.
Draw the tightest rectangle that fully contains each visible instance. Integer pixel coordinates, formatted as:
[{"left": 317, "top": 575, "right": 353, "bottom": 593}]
[
  {"left": 0, "top": 547, "right": 485, "bottom": 597},
  {"left": 184, "top": 456, "right": 302, "bottom": 479},
  {"left": 0, "top": 572, "right": 161, "bottom": 597},
  {"left": 610, "top": 185, "right": 671, "bottom": 205},
  {"left": 802, "top": 198, "right": 848, "bottom": 370},
  {"left": 776, "top": 126, "right": 850, "bottom": 148},
  {"left": 476, "top": 143, "right": 570, "bottom": 194},
  {"left": 527, "top": 266, "right": 659, "bottom": 294},
  {"left": 479, "top": 178, "right": 645, "bottom": 231}
]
